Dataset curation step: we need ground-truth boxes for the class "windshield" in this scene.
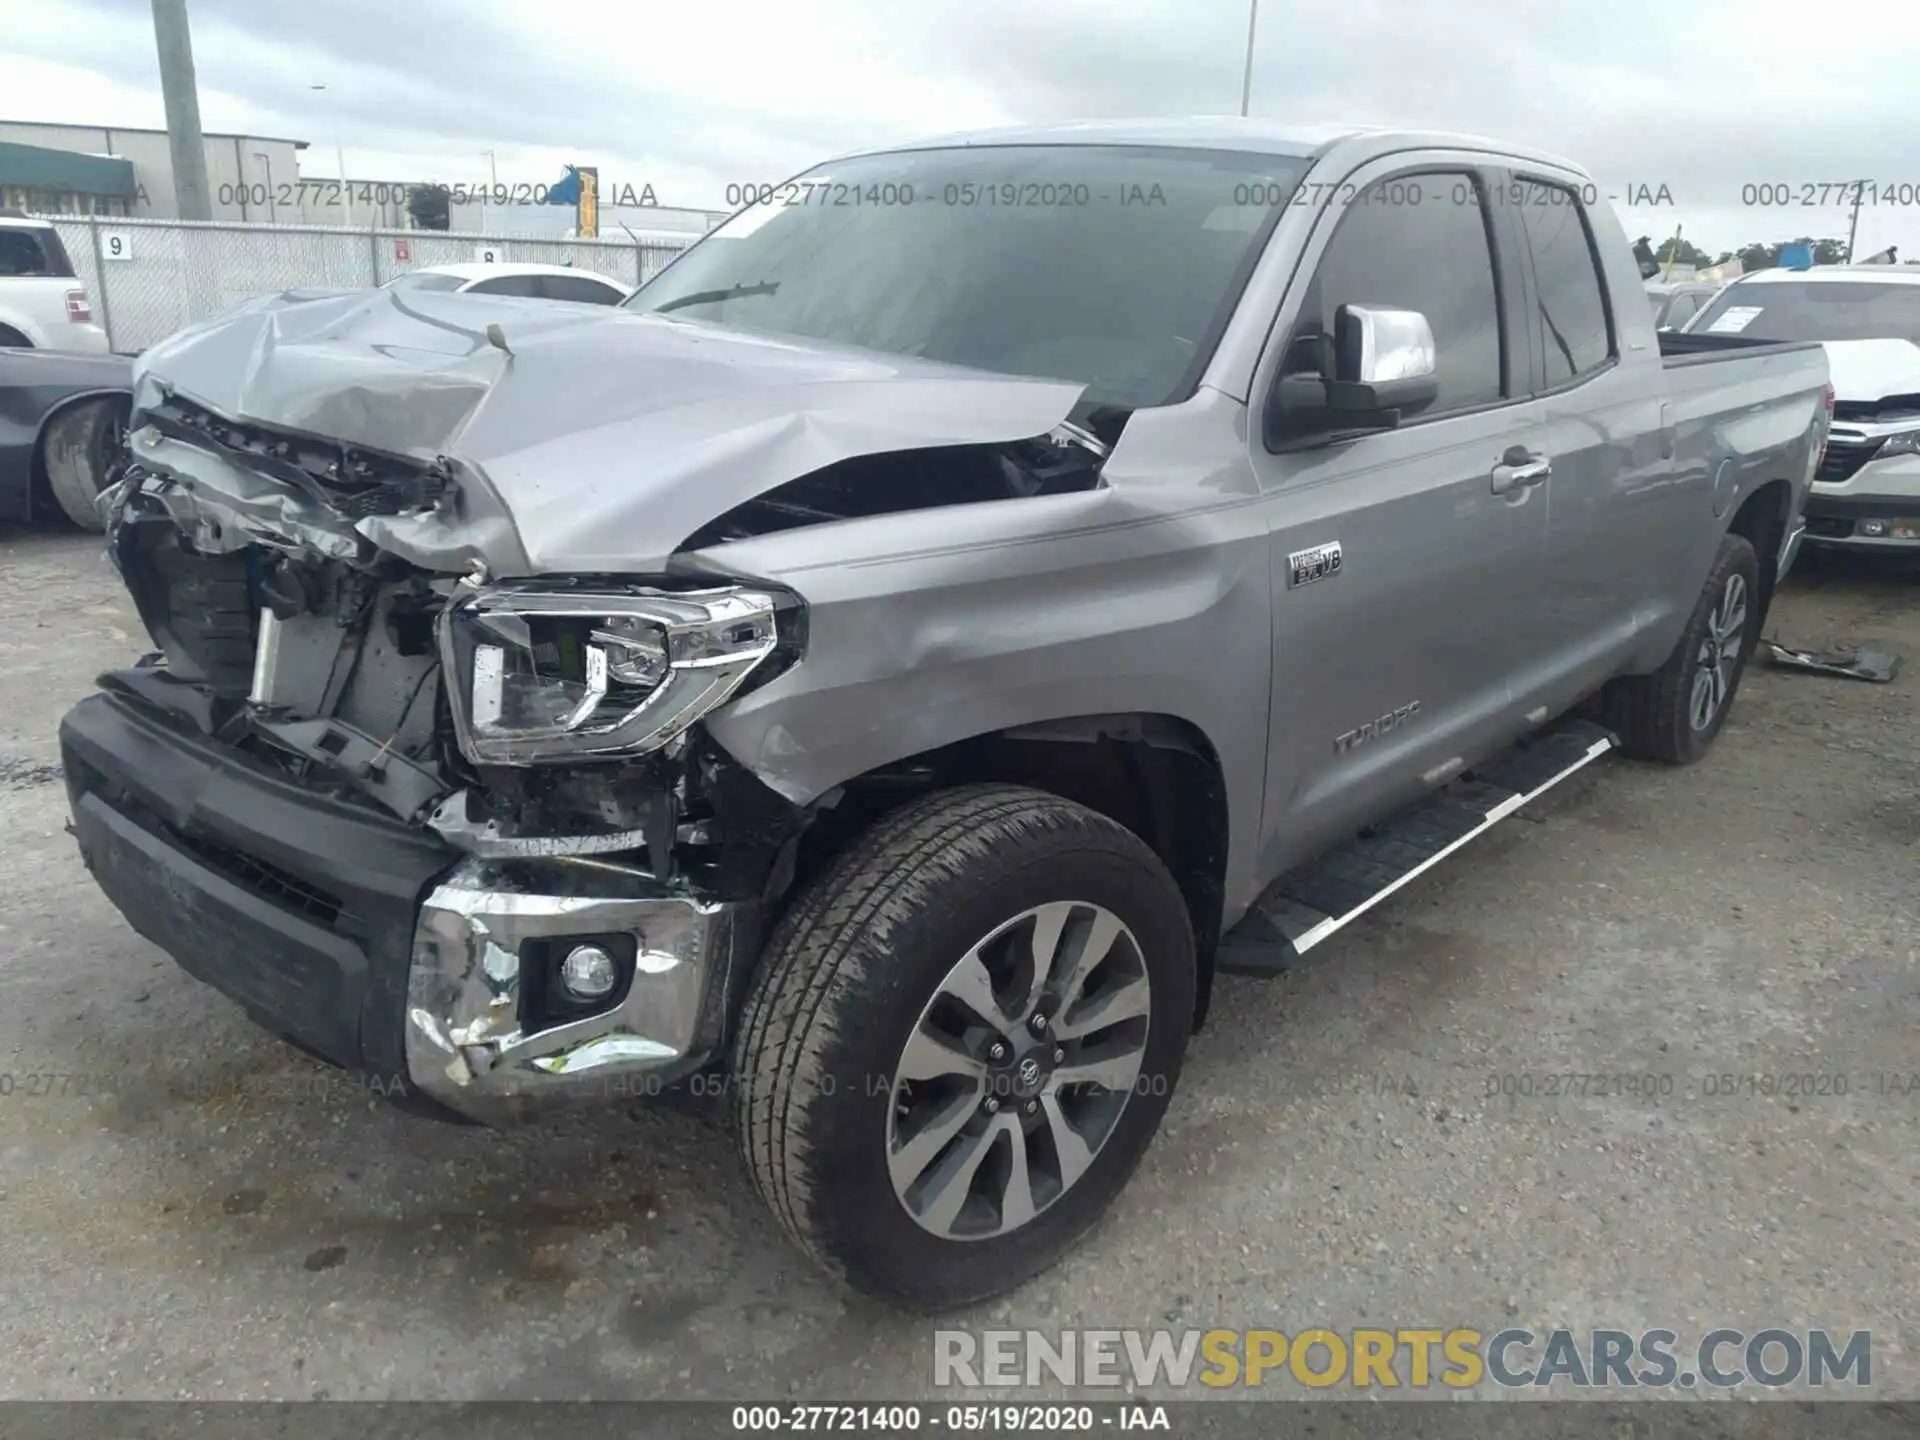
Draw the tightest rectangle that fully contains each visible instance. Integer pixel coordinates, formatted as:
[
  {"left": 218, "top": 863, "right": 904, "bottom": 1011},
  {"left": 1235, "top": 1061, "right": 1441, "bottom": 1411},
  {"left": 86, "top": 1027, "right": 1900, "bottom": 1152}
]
[
  {"left": 383, "top": 272, "right": 467, "bottom": 292},
  {"left": 624, "top": 144, "right": 1312, "bottom": 409},
  {"left": 1690, "top": 280, "right": 1920, "bottom": 343}
]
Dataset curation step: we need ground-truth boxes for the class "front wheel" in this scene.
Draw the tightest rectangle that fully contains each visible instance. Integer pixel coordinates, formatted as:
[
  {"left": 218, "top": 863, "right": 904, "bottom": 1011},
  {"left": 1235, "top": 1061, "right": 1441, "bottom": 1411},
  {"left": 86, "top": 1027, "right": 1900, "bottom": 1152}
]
[
  {"left": 1599, "top": 531, "right": 1760, "bottom": 763},
  {"left": 731, "top": 784, "right": 1196, "bottom": 1307}
]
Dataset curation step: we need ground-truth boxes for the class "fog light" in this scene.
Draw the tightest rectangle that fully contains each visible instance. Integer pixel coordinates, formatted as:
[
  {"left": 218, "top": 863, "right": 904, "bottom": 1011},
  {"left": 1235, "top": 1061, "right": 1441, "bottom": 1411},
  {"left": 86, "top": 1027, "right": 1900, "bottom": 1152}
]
[
  {"left": 559, "top": 944, "right": 619, "bottom": 1001},
  {"left": 1860, "top": 518, "right": 1889, "bottom": 537}
]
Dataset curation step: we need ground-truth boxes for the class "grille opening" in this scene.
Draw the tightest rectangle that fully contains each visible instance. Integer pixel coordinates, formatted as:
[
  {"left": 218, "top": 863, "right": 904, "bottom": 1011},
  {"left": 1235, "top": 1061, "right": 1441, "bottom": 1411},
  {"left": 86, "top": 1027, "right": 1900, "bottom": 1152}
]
[
  {"left": 170, "top": 826, "right": 346, "bottom": 926},
  {"left": 1816, "top": 445, "right": 1878, "bottom": 485},
  {"left": 116, "top": 798, "right": 349, "bottom": 927}
]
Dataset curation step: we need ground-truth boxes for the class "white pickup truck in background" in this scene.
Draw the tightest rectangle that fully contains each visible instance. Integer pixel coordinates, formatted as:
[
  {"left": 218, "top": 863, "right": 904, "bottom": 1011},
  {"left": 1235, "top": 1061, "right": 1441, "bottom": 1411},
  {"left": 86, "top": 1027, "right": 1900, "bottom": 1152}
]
[
  {"left": 1687, "top": 264, "right": 1920, "bottom": 550},
  {"left": 0, "top": 212, "right": 111, "bottom": 355}
]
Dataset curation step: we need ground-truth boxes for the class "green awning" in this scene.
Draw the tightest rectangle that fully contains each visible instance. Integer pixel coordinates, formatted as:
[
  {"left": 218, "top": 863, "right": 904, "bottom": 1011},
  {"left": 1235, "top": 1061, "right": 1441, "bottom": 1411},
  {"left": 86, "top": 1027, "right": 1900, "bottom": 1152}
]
[{"left": 0, "top": 140, "right": 137, "bottom": 199}]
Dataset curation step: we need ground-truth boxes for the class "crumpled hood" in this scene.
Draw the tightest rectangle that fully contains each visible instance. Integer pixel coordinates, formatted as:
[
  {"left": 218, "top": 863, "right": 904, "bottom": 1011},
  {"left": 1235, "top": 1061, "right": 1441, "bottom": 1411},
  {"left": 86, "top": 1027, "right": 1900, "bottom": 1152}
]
[
  {"left": 1818, "top": 338, "right": 1920, "bottom": 406},
  {"left": 132, "top": 287, "right": 1086, "bottom": 575}
]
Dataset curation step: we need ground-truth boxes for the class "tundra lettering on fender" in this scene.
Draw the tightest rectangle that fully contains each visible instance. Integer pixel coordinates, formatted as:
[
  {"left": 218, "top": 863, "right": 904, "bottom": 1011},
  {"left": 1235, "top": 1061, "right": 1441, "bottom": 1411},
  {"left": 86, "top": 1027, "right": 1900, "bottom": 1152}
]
[
  {"left": 58, "top": 119, "right": 1829, "bottom": 1307},
  {"left": 1334, "top": 701, "right": 1421, "bottom": 755}
]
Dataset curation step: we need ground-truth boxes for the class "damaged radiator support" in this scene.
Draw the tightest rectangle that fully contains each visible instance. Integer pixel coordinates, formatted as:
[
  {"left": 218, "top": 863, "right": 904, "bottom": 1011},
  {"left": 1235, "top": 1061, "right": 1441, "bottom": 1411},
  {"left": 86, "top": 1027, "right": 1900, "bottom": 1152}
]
[{"left": 106, "top": 466, "right": 814, "bottom": 899}]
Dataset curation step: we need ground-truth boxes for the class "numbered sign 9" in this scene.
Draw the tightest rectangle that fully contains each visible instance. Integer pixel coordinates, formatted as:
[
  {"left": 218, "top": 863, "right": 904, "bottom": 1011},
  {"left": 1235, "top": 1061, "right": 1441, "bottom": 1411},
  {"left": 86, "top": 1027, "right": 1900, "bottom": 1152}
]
[{"left": 102, "top": 231, "right": 133, "bottom": 261}]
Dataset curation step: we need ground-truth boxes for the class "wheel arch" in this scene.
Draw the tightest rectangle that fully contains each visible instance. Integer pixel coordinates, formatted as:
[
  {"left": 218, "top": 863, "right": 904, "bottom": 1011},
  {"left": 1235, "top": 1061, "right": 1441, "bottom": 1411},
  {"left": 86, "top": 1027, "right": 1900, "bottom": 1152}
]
[
  {"left": 1726, "top": 476, "right": 1795, "bottom": 633},
  {"left": 29, "top": 387, "right": 131, "bottom": 521},
  {"left": 788, "top": 711, "right": 1232, "bottom": 1030}
]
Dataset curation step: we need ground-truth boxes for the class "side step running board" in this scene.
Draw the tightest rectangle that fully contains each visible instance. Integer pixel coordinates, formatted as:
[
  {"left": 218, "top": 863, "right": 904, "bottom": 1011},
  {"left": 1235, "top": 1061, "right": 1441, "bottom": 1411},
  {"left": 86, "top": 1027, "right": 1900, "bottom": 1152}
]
[{"left": 1215, "top": 718, "right": 1618, "bottom": 977}]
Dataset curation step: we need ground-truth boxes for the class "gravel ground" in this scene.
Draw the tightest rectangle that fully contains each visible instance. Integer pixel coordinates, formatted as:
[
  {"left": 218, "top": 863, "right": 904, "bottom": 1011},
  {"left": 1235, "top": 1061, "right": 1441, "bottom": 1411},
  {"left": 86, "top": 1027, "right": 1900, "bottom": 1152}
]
[{"left": 0, "top": 527, "right": 1913, "bottom": 1403}]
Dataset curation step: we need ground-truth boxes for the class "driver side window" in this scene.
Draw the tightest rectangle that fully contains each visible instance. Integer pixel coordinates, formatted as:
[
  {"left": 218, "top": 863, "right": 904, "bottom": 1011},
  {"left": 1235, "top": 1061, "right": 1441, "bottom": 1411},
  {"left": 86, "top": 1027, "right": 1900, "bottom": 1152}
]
[{"left": 1284, "top": 173, "right": 1507, "bottom": 417}]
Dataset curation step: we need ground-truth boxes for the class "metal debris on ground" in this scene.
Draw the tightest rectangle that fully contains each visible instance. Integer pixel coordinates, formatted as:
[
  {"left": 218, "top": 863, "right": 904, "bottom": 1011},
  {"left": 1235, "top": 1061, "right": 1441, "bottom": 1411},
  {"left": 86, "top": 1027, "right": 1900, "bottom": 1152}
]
[{"left": 1761, "top": 639, "right": 1902, "bottom": 682}]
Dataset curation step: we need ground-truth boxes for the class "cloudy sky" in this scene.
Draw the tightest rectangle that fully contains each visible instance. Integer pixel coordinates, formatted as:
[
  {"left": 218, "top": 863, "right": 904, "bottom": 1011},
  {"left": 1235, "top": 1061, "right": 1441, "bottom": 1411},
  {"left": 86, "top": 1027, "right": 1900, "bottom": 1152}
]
[{"left": 8, "top": 0, "right": 1920, "bottom": 259}]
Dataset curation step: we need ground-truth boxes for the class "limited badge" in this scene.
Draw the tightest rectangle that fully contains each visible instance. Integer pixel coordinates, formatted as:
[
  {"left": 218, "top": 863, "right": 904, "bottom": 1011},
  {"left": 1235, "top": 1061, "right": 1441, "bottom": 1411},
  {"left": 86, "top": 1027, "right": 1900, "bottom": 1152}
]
[{"left": 1288, "top": 541, "right": 1343, "bottom": 588}]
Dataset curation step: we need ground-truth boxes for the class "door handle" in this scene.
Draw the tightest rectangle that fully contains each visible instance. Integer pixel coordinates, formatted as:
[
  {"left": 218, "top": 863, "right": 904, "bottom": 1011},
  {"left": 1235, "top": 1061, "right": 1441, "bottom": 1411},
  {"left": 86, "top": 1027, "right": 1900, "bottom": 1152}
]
[{"left": 1491, "top": 450, "right": 1552, "bottom": 496}]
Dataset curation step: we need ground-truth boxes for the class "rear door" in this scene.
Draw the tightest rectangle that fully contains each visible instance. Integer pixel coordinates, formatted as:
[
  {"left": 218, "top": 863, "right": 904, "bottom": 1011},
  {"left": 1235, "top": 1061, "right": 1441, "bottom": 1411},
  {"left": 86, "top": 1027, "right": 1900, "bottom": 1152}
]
[
  {"left": 1508, "top": 172, "right": 1684, "bottom": 706},
  {"left": 1246, "top": 157, "right": 1555, "bottom": 877}
]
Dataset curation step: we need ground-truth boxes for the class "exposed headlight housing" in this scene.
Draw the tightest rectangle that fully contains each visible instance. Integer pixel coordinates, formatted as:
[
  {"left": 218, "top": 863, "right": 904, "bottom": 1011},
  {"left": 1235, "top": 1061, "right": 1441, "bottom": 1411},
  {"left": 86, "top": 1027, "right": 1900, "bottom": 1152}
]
[{"left": 438, "top": 582, "right": 788, "bottom": 765}]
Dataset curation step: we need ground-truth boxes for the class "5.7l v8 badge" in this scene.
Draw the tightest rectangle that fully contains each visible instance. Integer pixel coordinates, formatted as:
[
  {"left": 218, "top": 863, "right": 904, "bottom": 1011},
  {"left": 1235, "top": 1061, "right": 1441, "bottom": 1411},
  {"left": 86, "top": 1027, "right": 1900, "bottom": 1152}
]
[{"left": 1288, "top": 541, "right": 1343, "bottom": 588}]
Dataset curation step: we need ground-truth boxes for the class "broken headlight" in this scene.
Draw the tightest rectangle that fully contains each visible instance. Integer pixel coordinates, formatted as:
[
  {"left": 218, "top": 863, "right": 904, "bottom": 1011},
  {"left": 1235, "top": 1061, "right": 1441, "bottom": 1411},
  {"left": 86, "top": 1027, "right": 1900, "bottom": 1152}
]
[{"left": 438, "top": 582, "right": 785, "bottom": 765}]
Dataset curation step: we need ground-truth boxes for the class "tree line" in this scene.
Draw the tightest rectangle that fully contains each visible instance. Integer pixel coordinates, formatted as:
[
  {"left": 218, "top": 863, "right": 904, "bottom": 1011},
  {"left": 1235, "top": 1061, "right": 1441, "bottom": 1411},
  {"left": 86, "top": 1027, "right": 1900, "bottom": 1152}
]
[{"left": 1643, "top": 235, "right": 1914, "bottom": 270}]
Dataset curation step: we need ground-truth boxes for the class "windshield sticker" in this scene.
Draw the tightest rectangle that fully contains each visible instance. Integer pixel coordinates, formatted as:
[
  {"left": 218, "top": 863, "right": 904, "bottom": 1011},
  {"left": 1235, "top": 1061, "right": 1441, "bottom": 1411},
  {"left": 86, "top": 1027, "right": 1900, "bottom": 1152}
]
[{"left": 1706, "top": 306, "right": 1763, "bottom": 334}]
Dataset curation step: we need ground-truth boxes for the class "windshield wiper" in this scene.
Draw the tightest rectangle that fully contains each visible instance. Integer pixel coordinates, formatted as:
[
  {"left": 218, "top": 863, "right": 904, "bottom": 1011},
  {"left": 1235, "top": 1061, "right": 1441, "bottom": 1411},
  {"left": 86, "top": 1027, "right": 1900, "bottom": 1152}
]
[{"left": 648, "top": 281, "right": 779, "bottom": 316}]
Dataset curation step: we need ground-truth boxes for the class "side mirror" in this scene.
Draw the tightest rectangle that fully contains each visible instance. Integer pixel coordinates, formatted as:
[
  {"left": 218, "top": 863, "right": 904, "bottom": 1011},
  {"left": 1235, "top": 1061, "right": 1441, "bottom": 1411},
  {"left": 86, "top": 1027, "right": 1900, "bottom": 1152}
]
[
  {"left": 1265, "top": 304, "right": 1439, "bottom": 447},
  {"left": 1328, "top": 305, "right": 1440, "bottom": 413}
]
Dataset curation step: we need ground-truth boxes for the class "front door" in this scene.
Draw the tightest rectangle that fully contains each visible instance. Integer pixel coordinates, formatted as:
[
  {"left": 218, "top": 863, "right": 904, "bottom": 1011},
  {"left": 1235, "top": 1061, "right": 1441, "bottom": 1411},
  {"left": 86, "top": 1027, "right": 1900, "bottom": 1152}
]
[{"left": 1246, "top": 162, "right": 1554, "bottom": 881}]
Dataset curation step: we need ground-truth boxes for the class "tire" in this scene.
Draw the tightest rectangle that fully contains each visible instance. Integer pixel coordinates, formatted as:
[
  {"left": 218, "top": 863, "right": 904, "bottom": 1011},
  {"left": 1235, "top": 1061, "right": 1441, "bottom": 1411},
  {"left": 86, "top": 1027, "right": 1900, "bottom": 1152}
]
[
  {"left": 1599, "top": 531, "right": 1760, "bottom": 763},
  {"left": 732, "top": 783, "right": 1196, "bottom": 1308},
  {"left": 41, "top": 397, "right": 129, "bottom": 529}
]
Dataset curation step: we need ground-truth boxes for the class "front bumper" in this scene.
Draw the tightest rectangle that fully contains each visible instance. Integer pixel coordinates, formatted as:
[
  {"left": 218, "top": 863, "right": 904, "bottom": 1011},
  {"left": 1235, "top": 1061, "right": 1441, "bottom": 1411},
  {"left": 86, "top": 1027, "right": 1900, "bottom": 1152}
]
[
  {"left": 1802, "top": 492, "right": 1920, "bottom": 551},
  {"left": 60, "top": 689, "right": 751, "bottom": 1125},
  {"left": 405, "top": 860, "right": 750, "bottom": 1125}
]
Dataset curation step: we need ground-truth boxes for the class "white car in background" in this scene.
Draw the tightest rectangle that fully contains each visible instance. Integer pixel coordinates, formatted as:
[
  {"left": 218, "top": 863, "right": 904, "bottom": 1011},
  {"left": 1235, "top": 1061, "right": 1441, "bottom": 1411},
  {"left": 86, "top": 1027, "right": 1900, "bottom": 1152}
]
[
  {"left": 0, "top": 212, "right": 110, "bottom": 353},
  {"left": 379, "top": 262, "right": 632, "bottom": 306},
  {"left": 1687, "top": 265, "right": 1920, "bottom": 550}
]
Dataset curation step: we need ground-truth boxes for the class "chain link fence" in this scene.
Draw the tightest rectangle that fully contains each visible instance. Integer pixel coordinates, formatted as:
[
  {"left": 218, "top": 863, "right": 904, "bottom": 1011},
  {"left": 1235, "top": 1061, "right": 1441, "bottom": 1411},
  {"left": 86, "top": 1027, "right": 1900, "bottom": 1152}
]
[{"left": 32, "top": 214, "right": 694, "bottom": 354}]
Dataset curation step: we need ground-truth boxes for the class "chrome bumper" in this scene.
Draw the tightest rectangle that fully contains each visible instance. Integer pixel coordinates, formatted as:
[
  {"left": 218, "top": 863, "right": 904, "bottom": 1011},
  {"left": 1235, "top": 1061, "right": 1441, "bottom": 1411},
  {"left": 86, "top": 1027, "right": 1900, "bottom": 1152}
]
[{"left": 404, "top": 859, "right": 752, "bottom": 1125}]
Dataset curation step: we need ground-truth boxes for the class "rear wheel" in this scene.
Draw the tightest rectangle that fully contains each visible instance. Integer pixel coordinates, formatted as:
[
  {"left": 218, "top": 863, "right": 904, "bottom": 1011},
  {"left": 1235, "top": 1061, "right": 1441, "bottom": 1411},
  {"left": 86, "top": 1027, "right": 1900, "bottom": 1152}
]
[
  {"left": 731, "top": 784, "right": 1195, "bottom": 1307},
  {"left": 41, "top": 397, "right": 129, "bottom": 529},
  {"left": 1599, "top": 531, "right": 1759, "bottom": 763}
]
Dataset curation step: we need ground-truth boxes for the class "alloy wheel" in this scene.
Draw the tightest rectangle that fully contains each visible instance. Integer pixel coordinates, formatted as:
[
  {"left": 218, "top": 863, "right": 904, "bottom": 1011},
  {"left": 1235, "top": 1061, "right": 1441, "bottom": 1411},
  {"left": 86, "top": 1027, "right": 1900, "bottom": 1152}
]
[
  {"left": 1690, "top": 570, "right": 1748, "bottom": 731},
  {"left": 885, "top": 900, "right": 1152, "bottom": 1240}
]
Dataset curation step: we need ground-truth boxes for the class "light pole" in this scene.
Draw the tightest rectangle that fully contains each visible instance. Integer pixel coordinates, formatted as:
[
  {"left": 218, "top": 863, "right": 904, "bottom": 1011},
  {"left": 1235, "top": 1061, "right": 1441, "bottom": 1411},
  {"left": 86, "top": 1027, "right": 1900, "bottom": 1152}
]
[
  {"left": 310, "top": 83, "right": 353, "bottom": 226},
  {"left": 1239, "top": 0, "right": 1259, "bottom": 117},
  {"left": 1846, "top": 179, "right": 1866, "bottom": 263},
  {"left": 483, "top": 150, "right": 498, "bottom": 192},
  {"left": 253, "top": 151, "right": 277, "bottom": 222},
  {"left": 150, "top": 0, "right": 212, "bottom": 219}
]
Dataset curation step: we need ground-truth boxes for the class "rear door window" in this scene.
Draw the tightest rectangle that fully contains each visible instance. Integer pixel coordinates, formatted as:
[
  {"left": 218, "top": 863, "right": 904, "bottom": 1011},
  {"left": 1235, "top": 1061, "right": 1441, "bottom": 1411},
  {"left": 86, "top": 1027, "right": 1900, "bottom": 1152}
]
[
  {"left": 540, "top": 275, "right": 625, "bottom": 304},
  {"left": 0, "top": 226, "right": 73, "bottom": 277},
  {"left": 1511, "top": 180, "right": 1614, "bottom": 384},
  {"left": 463, "top": 274, "right": 542, "bottom": 297}
]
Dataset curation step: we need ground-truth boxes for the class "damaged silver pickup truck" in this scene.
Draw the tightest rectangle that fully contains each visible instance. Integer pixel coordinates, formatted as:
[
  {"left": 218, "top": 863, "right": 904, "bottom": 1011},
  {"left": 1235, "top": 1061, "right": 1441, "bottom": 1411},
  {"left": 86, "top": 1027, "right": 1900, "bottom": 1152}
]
[{"left": 60, "top": 121, "right": 1832, "bottom": 1307}]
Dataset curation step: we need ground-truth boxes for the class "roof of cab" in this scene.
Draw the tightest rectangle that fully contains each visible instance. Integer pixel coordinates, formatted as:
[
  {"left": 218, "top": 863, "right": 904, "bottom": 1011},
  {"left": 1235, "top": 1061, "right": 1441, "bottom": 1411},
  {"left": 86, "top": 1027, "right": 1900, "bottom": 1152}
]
[{"left": 828, "top": 118, "right": 1591, "bottom": 176}]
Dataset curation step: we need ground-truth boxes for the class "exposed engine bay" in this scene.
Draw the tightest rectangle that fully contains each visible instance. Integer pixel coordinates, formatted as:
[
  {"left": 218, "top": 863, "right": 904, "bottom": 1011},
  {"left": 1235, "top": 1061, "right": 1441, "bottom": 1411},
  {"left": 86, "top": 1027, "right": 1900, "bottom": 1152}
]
[
  {"left": 103, "top": 473, "right": 811, "bottom": 906},
  {"left": 97, "top": 383, "right": 1119, "bottom": 913}
]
